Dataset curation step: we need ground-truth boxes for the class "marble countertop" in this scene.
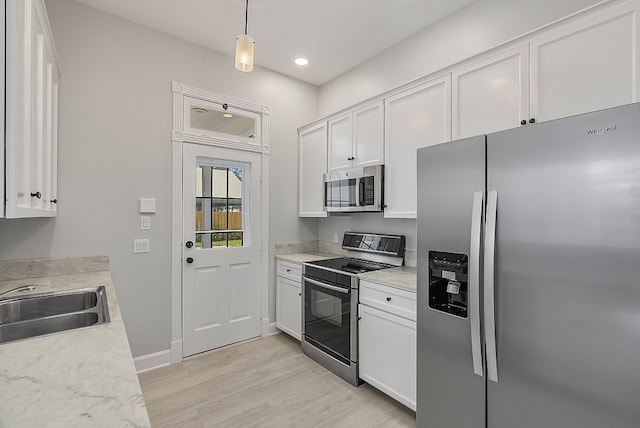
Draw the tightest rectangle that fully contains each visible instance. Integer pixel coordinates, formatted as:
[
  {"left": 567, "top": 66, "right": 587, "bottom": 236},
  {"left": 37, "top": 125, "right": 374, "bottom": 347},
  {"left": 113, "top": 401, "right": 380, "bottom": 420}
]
[
  {"left": 0, "top": 257, "right": 151, "bottom": 428},
  {"left": 276, "top": 250, "right": 417, "bottom": 293},
  {"left": 357, "top": 266, "right": 417, "bottom": 293},
  {"left": 275, "top": 252, "right": 338, "bottom": 264}
]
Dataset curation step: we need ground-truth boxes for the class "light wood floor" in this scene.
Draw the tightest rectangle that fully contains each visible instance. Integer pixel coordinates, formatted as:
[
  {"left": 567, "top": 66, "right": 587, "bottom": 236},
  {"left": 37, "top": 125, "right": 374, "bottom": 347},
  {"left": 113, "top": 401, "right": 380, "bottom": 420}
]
[{"left": 139, "top": 333, "right": 416, "bottom": 428}]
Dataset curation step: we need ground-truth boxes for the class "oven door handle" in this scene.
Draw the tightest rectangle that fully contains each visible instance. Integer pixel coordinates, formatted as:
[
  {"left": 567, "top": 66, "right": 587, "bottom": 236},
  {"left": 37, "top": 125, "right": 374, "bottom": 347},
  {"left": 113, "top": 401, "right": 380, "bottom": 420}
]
[{"left": 304, "top": 277, "right": 350, "bottom": 294}]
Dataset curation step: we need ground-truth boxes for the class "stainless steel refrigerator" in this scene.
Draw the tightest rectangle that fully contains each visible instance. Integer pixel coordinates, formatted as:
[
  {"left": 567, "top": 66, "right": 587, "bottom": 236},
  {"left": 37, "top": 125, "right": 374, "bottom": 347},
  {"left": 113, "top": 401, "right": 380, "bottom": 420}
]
[{"left": 416, "top": 102, "right": 640, "bottom": 427}]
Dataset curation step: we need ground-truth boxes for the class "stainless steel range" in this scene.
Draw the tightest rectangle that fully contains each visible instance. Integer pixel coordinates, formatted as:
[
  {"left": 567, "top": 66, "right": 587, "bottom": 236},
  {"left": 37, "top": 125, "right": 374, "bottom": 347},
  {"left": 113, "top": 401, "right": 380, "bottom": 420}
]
[{"left": 302, "top": 232, "right": 405, "bottom": 385}]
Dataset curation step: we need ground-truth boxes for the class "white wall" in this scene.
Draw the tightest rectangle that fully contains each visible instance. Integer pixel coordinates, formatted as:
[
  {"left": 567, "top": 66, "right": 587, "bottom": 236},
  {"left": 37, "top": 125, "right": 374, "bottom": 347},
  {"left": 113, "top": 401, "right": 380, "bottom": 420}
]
[
  {"left": 319, "top": 0, "right": 604, "bottom": 115},
  {"left": 0, "top": 0, "right": 319, "bottom": 357},
  {"left": 317, "top": 0, "right": 605, "bottom": 250}
]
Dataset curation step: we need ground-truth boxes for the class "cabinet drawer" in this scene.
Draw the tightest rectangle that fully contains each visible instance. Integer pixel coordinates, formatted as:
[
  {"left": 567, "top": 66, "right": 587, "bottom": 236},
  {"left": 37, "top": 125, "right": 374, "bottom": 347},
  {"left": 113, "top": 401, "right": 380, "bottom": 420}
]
[
  {"left": 276, "top": 260, "right": 302, "bottom": 282},
  {"left": 359, "top": 280, "right": 416, "bottom": 321}
]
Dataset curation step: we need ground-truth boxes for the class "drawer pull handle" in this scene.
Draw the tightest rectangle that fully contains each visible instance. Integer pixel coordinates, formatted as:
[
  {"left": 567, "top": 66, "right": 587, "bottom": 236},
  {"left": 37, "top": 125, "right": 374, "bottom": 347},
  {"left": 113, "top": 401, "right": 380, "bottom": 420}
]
[
  {"left": 286, "top": 269, "right": 291, "bottom": 272},
  {"left": 386, "top": 297, "right": 392, "bottom": 302}
]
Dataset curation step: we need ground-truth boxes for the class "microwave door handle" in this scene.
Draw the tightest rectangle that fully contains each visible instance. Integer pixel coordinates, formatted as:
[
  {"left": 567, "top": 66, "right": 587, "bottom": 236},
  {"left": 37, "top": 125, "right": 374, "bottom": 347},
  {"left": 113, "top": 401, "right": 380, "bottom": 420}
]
[{"left": 358, "top": 179, "right": 365, "bottom": 206}]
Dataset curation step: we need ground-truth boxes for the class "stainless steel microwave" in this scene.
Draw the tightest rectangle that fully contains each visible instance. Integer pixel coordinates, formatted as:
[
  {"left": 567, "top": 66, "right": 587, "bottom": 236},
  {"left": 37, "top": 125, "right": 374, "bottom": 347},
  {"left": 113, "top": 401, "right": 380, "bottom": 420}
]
[{"left": 323, "top": 165, "right": 384, "bottom": 213}]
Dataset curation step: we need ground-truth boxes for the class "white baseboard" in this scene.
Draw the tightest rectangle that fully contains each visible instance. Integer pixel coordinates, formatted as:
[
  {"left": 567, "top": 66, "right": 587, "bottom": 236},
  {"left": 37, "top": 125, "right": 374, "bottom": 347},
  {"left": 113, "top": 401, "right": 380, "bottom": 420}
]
[
  {"left": 260, "top": 317, "right": 271, "bottom": 337},
  {"left": 269, "top": 322, "right": 280, "bottom": 336},
  {"left": 170, "top": 340, "right": 183, "bottom": 364},
  {"left": 134, "top": 349, "right": 171, "bottom": 374}
]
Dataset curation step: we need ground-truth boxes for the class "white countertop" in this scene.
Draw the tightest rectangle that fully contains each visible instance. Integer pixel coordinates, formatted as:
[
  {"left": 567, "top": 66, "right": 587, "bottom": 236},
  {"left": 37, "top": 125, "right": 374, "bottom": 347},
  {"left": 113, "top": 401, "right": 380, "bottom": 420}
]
[
  {"left": 0, "top": 257, "right": 151, "bottom": 428},
  {"left": 275, "top": 252, "right": 338, "bottom": 264},
  {"left": 357, "top": 266, "right": 417, "bottom": 293}
]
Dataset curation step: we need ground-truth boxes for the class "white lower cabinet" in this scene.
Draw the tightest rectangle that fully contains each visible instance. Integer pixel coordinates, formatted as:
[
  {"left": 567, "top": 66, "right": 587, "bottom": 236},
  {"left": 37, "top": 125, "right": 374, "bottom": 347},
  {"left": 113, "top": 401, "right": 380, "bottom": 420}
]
[
  {"left": 276, "top": 260, "right": 302, "bottom": 340},
  {"left": 358, "top": 281, "right": 416, "bottom": 411}
]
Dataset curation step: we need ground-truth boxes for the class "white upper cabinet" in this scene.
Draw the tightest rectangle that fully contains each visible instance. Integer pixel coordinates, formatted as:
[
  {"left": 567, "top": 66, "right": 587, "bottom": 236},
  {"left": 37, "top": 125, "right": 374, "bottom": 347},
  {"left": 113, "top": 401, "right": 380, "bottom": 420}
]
[
  {"left": 452, "top": 45, "right": 530, "bottom": 140},
  {"left": 0, "top": 2, "right": 5, "bottom": 218},
  {"left": 328, "top": 101, "right": 383, "bottom": 172},
  {"left": 530, "top": 2, "right": 637, "bottom": 123},
  {"left": 384, "top": 75, "right": 451, "bottom": 218},
  {"left": 298, "top": 122, "right": 328, "bottom": 217},
  {"left": 5, "top": 0, "right": 61, "bottom": 218}
]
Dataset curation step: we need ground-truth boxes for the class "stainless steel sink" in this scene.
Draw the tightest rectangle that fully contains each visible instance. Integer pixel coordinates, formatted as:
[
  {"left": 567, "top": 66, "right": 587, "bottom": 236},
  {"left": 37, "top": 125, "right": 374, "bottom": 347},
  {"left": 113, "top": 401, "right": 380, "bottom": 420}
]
[{"left": 0, "top": 286, "right": 110, "bottom": 344}]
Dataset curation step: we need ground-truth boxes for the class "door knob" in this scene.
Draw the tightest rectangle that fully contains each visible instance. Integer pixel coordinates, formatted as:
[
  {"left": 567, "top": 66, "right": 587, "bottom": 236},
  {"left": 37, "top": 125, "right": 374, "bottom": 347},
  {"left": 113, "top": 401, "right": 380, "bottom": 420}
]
[
  {"left": 186, "top": 241, "right": 193, "bottom": 248},
  {"left": 186, "top": 257, "right": 194, "bottom": 264}
]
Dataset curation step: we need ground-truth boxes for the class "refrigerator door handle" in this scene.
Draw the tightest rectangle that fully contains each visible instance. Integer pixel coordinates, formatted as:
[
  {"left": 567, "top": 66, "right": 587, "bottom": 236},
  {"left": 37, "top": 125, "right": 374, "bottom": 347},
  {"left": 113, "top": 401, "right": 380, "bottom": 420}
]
[
  {"left": 469, "top": 191, "right": 484, "bottom": 377},
  {"left": 484, "top": 190, "right": 499, "bottom": 383}
]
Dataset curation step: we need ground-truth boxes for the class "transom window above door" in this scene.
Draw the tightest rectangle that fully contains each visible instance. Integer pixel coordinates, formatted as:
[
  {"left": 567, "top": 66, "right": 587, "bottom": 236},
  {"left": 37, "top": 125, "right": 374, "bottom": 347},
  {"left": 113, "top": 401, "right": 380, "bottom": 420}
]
[
  {"left": 195, "top": 158, "right": 251, "bottom": 248},
  {"left": 184, "top": 97, "right": 260, "bottom": 142}
]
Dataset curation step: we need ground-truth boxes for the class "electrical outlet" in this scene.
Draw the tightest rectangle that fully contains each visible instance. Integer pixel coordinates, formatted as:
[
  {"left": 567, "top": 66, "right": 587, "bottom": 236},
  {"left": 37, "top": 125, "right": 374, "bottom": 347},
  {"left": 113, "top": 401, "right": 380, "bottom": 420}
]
[
  {"left": 333, "top": 233, "right": 338, "bottom": 243},
  {"left": 133, "top": 239, "right": 150, "bottom": 253}
]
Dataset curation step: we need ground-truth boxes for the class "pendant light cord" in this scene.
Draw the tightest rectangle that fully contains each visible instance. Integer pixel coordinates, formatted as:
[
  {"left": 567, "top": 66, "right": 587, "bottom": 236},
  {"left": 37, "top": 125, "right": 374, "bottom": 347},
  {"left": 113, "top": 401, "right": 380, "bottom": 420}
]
[{"left": 244, "top": 0, "right": 249, "bottom": 35}]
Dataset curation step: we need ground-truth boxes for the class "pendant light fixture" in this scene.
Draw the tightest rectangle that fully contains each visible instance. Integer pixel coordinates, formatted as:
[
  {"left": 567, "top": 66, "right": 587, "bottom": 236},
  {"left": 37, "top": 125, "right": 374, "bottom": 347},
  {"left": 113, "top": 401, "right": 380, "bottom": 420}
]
[{"left": 235, "top": 0, "right": 255, "bottom": 72}]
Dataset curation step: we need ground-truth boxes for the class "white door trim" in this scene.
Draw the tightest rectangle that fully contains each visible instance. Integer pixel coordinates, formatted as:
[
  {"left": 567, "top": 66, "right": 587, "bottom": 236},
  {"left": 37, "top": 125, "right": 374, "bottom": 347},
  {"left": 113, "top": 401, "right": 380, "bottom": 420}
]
[{"left": 170, "top": 82, "right": 270, "bottom": 363}]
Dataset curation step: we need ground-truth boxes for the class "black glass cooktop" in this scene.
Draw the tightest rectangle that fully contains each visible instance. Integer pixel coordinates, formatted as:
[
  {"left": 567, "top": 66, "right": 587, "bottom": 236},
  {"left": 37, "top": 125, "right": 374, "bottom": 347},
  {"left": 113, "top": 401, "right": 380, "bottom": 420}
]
[{"left": 307, "top": 257, "right": 393, "bottom": 274}]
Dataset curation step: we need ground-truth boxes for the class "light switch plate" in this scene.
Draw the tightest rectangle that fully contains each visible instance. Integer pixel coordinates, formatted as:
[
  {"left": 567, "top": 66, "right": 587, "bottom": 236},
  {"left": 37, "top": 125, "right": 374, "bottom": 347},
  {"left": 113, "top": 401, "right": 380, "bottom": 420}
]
[
  {"left": 141, "top": 216, "right": 151, "bottom": 230},
  {"left": 139, "top": 198, "right": 156, "bottom": 213},
  {"left": 134, "top": 239, "right": 150, "bottom": 253}
]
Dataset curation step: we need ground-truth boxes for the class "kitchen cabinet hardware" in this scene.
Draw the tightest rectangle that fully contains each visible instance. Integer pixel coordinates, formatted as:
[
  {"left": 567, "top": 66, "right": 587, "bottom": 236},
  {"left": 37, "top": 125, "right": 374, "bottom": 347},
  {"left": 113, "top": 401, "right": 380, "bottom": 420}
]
[
  {"left": 31, "top": 191, "right": 42, "bottom": 199},
  {"left": 386, "top": 297, "right": 392, "bottom": 302},
  {"left": 529, "top": 118, "right": 536, "bottom": 124},
  {"left": 51, "top": 199, "right": 57, "bottom": 204},
  {"left": 186, "top": 257, "right": 194, "bottom": 264},
  {"left": 185, "top": 241, "right": 194, "bottom": 248},
  {"left": 521, "top": 120, "right": 527, "bottom": 125}
]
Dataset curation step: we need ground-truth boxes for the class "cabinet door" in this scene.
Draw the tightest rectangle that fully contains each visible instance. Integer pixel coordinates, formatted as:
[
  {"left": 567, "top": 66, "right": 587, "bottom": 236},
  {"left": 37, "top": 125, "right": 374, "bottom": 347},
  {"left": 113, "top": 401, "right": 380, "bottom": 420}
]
[
  {"left": 0, "top": 1, "right": 5, "bottom": 218},
  {"left": 359, "top": 303, "right": 416, "bottom": 410},
  {"left": 327, "top": 113, "right": 353, "bottom": 172},
  {"left": 298, "top": 122, "right": 328, "bottom": 217},
  {"left": 530, "top": 2, "right": 637, "bottom": 123},
  {"left": 276, "top": 276, "right": 302, "bottom": 340},
  {"left": 384, "top": 76, "right": 451, "bottom": 218},
  {"left": 353, "top": 101, "right": 384, "bottom": 168},
  {"left": 452, "top": 45, "right": 529, "bottom": 140},
  {"left": 5, "top": 0, "right": 59, "bottom": 218}
]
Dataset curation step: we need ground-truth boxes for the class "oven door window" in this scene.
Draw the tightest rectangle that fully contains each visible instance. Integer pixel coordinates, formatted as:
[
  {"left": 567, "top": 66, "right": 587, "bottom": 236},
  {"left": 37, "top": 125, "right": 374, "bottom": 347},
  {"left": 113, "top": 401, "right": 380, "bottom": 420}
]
[{"left": 304, "top": 279, "right": 351, "bottom": 364}]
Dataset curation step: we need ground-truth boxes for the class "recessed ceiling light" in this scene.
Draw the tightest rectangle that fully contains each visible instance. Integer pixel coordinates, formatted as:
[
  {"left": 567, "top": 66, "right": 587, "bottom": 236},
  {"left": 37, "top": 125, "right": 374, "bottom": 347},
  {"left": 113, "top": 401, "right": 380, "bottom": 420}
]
[
  {"left": 223, "top": 113, "right": 233, "bottom": 118},
  {"left": 294, "top": 57, "right": 309, "bottom": 66}
]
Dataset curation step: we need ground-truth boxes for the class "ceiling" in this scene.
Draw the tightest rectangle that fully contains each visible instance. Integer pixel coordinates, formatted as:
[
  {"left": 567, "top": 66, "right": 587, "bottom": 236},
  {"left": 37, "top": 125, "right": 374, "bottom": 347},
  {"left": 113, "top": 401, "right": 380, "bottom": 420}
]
[{"left": 72, "top": 0, "right": 476, "bottom": 86}]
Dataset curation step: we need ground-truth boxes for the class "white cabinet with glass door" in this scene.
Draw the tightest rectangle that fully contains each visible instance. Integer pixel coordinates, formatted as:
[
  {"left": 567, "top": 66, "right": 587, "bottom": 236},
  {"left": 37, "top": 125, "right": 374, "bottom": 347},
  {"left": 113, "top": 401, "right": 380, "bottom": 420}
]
[
  {"left": 298, "top": 122, "right": 327, "bottom": 217},
  {"left": 5, "top": 0, "right": 61, "bottom": 218},
  {"left": 384, "top": 75, "right": 451, "bottom": 218},
  {"left": 328, "top": 101, "right": 383, "bottom": 172}
]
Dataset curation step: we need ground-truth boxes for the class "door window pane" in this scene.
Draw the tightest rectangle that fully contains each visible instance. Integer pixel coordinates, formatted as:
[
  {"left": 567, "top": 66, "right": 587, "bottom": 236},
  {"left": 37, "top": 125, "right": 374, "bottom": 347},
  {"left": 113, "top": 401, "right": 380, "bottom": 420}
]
[{"left": 194, "top": 162, "right": 247, "bottom": 249}]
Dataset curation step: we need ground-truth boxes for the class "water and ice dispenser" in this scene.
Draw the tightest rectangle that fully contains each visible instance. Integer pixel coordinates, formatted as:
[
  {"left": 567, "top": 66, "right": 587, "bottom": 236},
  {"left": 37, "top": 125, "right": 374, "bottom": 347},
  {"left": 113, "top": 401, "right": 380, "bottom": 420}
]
[{"left": 428, "top": 251, "right": 468, "bottom": 318}]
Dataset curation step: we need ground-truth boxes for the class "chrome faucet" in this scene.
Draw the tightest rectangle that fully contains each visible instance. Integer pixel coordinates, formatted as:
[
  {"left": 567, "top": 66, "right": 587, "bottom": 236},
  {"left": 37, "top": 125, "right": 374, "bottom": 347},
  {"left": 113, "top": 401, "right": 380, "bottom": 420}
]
[{"left": 0, "top": 285, "right": 37, "bottom": 299}]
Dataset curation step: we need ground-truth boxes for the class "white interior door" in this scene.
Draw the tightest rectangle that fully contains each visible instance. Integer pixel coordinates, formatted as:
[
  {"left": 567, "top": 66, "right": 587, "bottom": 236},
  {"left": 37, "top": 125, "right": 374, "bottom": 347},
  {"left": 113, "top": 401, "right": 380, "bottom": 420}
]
[{"left": 182, "top": 142, "right": 262, "bottom": 357}]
